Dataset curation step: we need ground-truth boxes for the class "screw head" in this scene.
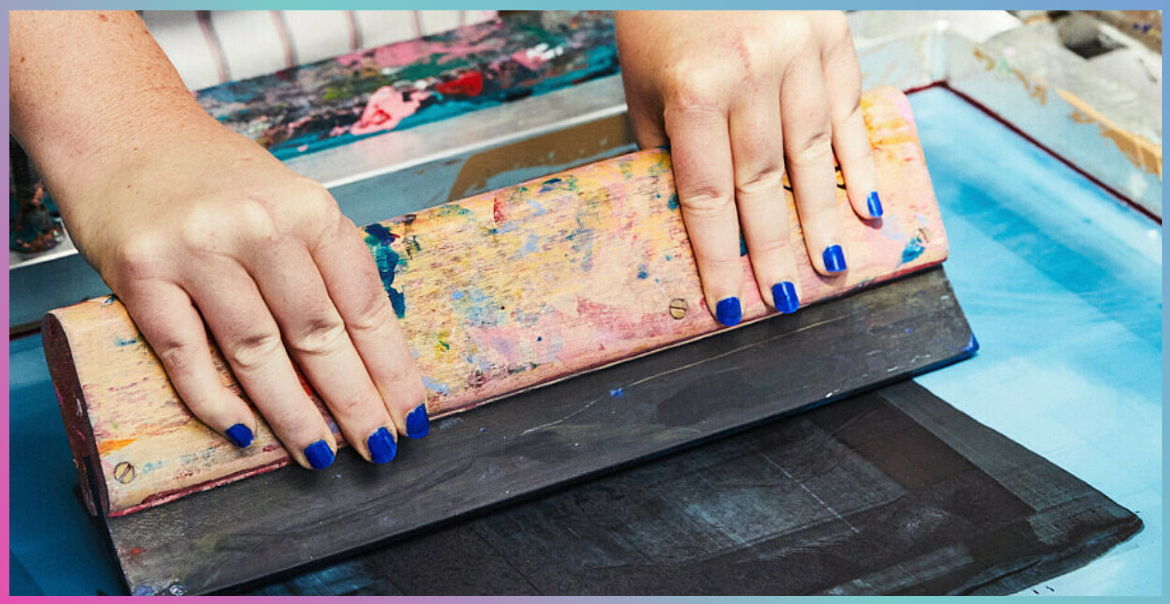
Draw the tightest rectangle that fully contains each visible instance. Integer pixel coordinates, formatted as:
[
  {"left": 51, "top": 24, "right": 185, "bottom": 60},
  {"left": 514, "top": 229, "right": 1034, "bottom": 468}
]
[
  {"left": 114, "top": 461, "right": 135, "bottom": 484},
  {"left": 669, "top": 298, "right": 687, "bottom": 319}
]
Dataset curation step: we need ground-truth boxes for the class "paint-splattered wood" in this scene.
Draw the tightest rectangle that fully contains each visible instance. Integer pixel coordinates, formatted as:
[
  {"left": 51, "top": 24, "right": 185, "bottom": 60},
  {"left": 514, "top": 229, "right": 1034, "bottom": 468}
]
[{"left": 44, "top": 86, "right": 947, "bottom": 517}]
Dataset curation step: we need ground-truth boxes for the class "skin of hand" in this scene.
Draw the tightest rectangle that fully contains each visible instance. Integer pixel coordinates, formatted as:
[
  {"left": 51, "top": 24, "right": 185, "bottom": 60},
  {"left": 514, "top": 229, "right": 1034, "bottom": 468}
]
[
  {"left": 11, "top": 11, "right": 429, "bottom": 469},
  {"left": 615, "top": 11, "right": 881, "bottom": 325}
]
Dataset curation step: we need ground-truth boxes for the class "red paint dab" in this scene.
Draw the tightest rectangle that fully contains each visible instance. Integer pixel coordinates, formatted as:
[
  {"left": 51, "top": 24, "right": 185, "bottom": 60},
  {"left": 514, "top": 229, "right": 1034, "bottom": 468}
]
[
  {"left": 493, "top": 195, "right": 506, "bottom": 224},
  {"left": 436, "top": 71, "right": 484, "bottom": 97}
]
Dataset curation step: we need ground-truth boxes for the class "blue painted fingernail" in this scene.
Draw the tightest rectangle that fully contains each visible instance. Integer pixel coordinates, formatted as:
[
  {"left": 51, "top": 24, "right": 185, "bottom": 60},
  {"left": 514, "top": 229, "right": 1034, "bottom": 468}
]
[
  {"left": 405, "top": 404, "right": 430, "bottom": 439},
  {"left": 225, "top": 423, "right": 253, "bottom": 448},
  {"left": 304, "top": 439, "right": 335, "bottom": 470},
  {"left": 771, "top": 281, "right": 800, "bottom": 314},
  {"left": 715, "top": 297, "right": 742, "bottom": 326},
  {"left": 867, "top": 191, "right": 883, "bottom": 218},
  {"left": 823, "top": 245, "right": 847, "bottom": 273},
  {"left": 367, "top": 427, "right": 397, "bottom": 464}
]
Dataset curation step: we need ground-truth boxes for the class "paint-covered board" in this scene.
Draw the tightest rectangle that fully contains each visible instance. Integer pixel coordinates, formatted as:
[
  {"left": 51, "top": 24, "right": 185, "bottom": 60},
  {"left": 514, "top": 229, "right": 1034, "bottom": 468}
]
[
  {"left": 197, "top": 11, "right": 618, "bottom": 159},
  {"left": 44, "top": 86, "right": 948, "bottom": 517}
]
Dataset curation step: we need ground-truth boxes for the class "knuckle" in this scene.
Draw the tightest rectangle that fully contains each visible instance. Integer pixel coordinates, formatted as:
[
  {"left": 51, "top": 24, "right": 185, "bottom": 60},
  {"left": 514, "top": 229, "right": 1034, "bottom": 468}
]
[
  {"left": 662, "top": 69, "right": 724, "bottom": 114},
  {"left": 326, "top": 393, "right": 372, "bottom": 419},
  {"left": 223, "top": 331, "right": 284, "bottom": 371},
  {"left": 784, "top": 19, "right": 816, "bottom": 51},
  {"left": 155, "top": 339, "right": 199, "bottom": 378},
  {"left": 789, "top": 129, "right": 834, "bottom": 168},
  {"left": 287, "top": 317, "right": 348, "bottom": 357},
  {"left": 680, "top": 188, "right": 734, "bottom": 217},
  {"left": 821, "top": 11, "right": 851, "bottom": 43},
  {"left": 234, "top": 199, "right": 280, "bottom": 242},
  {"left": 748, "top": 235, "right": 790, "bottom": 258},
  {"left": 110, "top": 234, "right": 164, "bottom": 282},
  {"left": 290, "top": 179, "right": 342, "bottom": 234},
  {"left": 735, "top": 166, "right": 786, "bottom": 198},
  {"left": 348, "top": 298, "right": 395, "bottom": 334}
]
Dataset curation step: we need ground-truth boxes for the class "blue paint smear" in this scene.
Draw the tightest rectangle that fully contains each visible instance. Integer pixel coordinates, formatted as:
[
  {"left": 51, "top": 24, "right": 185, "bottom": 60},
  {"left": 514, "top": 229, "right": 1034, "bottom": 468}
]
[
  {"left": 114, "top": 336, "right": 139, "bottom": 347},
  {"left": 609, "top": 388, "right": 624, "bottom": 397},
  {"left": 422, "top": 376, "right": 450, "bottom": 396},
  {"left": 517, "top": 233, "right": 540, "bottom": 257},
  {"left": 667, "top": 193, "right": 679, "bottom": 210},
  {"left": 901, "top": 236, "right": 926, "bottom": 264},
  {"left": 365, "top": 224, "right": 406, "bottom": 318},
  {"left": 637, "top": 264, "right": 649, "bottom": 279},
  {"left": 740, "top": 233, "right": 748, "bottom": 257}
]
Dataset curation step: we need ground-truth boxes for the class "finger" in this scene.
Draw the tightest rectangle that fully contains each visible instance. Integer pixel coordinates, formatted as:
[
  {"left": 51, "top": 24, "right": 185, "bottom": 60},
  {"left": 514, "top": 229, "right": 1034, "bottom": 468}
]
[
  {"left": 817, "top": 12, "right": 880, "bottom": 220},
  {"left": 245, "top": 237, "right": 400, "bottom": 464},
  {"left": 729, "top": 96, "right": 802, "bottom": 314},
  {"left": 183, "top": 263, "right": 338, "bottom": 470},
  {"left": 120, "top": 281, "right": 257, "bottom": 449},
  {"left": 663, "top": 98, "right": 743, "bottom": 326},
  {"left": 781, "top": 39, "right": 847, "bottom": 276},
  {"left": 312, "top": 215, "right": 430, "bottom": 440}
]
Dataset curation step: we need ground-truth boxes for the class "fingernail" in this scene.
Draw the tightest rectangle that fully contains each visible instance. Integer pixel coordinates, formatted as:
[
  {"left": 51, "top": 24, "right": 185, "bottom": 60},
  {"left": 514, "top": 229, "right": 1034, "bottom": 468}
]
[
  {"left": 225, "top": 423, "right": 253, "bottom": 448},
  {"left": 715, "top": 297, "right": 742, "bottom": 326},
  {"left": 405, "top": 404, "right": 430, "bottom": 439},
  {"left": 867, "top": 191, "right": 883, "bottom": 218},
  {"left": 367, "top": 427, "right": 397, "bottom": 464},
  {"left": 771, "top": 281, "right": 800, "bottom": 314},
  {"left": 304, "top": 439, "right": 335, "bottom": 470},
  {"left": 823, "top": 245, "right": 847, "bottom": 273}
]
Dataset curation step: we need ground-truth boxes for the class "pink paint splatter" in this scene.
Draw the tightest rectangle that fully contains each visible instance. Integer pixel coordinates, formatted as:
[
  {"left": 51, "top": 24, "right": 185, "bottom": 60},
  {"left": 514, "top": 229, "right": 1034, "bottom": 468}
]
[
  {"left": 337, "top": 39, "right": 503, "bottom": 70},
  {"left": 350, "top": 87, "right": 431, "bottom": 135}
]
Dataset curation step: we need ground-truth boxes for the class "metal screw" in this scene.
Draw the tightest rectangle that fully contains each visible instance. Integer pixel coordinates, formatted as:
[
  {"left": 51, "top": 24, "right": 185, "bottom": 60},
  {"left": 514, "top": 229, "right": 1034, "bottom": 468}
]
[
  {"left": 669, "top": 298, "right": 687, "bottom": 319},
  {"left": 114, "top": 462, "right": 135, "bottom": 484}
]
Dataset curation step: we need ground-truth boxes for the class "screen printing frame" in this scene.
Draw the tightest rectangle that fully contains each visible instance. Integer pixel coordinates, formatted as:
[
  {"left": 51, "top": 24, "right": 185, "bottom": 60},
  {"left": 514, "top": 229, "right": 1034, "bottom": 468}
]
[{"left": 7, "top": 10, "right": 1161, "bottom": 330}]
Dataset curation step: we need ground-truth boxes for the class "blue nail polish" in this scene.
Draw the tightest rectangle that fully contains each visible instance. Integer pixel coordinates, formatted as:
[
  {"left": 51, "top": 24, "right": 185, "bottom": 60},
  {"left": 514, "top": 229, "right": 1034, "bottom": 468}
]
[
  {"left": 867, "top": 191, "right": 883, "bottom": 218},
  {"left": 304, "top": 439, "right": 335, "bottom": 470},
  {"left": 225, "top": 423, "right": 253, "bottom": 448},
  {"left": 405, "top": 404, "right": 430, "bottom": 439},
  {"left": 715, "top": 297, "right": 742, "bottom": 326},
  {"left": 367, "top": 427, "right": 397, "bottom": 464},
  {"left": 771, "top": 281, "right": 800, "bottom": 314},
  {"left": 823, "top": 245, "right": 847, "bottom": 273}
]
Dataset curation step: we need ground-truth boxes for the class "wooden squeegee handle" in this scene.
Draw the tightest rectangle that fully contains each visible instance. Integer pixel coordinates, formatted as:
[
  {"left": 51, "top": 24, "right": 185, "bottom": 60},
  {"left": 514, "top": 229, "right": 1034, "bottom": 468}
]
[{"left": 43, "top": 86, "right": 947, "bottom": 516}]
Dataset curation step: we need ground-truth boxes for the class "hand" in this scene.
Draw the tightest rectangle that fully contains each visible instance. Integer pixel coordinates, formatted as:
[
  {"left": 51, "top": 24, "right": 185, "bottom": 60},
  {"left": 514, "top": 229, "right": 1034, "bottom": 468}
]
[
  {"left": 616, "top": 11, "right": 881, "bottom": 325},
  {"left": 11, "top": 10, "right": 427, "bottom": 470},
  {"left": 65, "top": 122, "right": 428, "bottom": 469}
]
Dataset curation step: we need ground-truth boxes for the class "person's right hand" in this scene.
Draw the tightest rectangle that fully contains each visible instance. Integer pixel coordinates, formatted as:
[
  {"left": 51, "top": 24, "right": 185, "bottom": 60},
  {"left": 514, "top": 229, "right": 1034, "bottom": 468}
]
[{"left": 66, "top": 120, "right": 429, "bottom": 470}]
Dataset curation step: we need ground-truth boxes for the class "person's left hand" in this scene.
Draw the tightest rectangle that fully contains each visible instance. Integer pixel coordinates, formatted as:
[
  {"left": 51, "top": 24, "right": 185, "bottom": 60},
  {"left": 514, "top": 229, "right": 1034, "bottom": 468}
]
[{"left": 615, "top": 11, "right": 881, "bottom": 325}]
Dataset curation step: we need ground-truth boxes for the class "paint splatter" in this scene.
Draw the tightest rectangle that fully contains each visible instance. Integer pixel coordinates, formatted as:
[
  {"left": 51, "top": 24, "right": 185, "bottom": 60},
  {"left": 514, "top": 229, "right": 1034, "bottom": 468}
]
[
  {"left": 364, "top": 223, "right": 407, "bottom": 318},
  {"left": 435, "top": 70, "right": 484, "bottom": 97},
  {"left": 195, "top": 13, "right": 618, "bottom": 159},
  {"left": 350, "top": 87, "right": 432, "bottom": 135},
  {"left": 422, "top": 376, "right": 450, "bottom": 396},
  {"left": 610, "top": 387, "right": 624, "bottom": 397},
  {"left": 901, "top": 234, "right": 926, "bottom": 264},
  {"left": 637, "top": 264, "right": 649, "bottom": 280},
  {"left": 667, "top": 193, "right": 679, "bottom": 210}
]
